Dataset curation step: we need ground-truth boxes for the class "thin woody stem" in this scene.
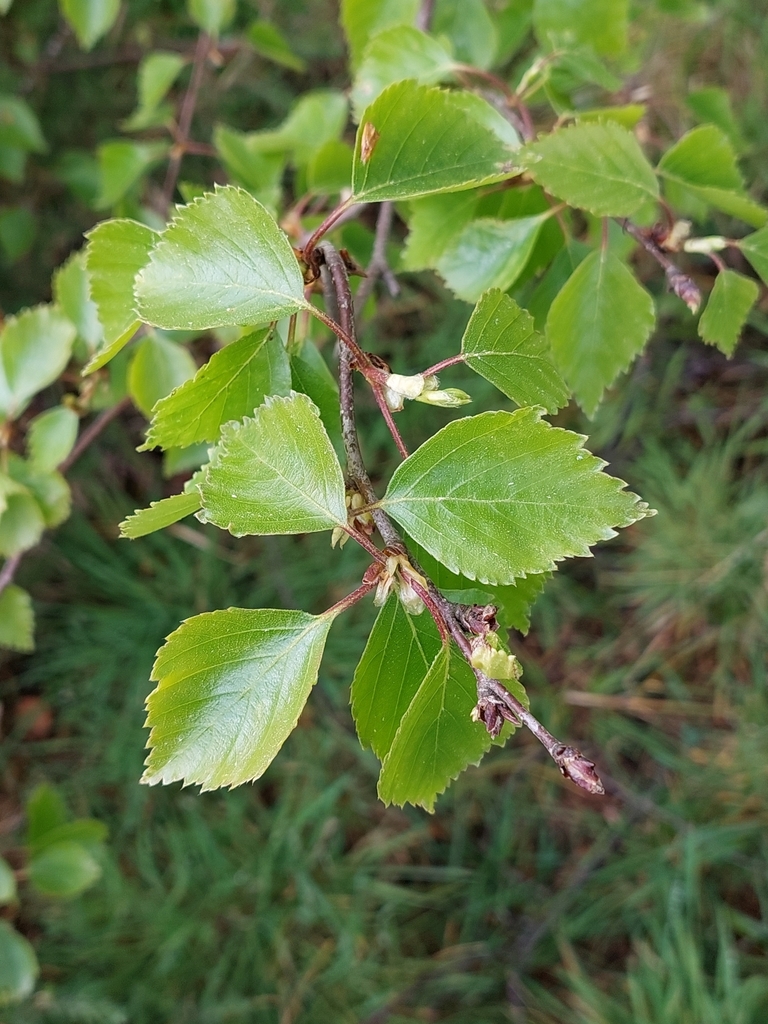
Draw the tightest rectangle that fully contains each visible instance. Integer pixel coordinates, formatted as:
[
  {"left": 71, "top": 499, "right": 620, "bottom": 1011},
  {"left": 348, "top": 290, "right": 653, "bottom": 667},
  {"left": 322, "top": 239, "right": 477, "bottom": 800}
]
[
  {"left": 308, "top": 306, "right": 370, "bottom": 370},
  {"left": 618, "top": 218, "right": 701, "bottom": 313},
  {"left": 162, "top": 31, "right": 210, "bottom": 213},
  {"left": 324, "top": 580, "right": 377, "bottom": 618},
  {"left": 343, "top": 526, "right": 386, "bottom": 564},
  {"left": 0, "top": 552, "right": 22, "bottom": 599},
  {"left": 60, "top": 396, "right": 132, "bottom": 474},
  {"left": 354, "top": 201, "right": 399, "bottom": 316},
  {"left": 422, "top": 353, "right": 466, "bottom": 377},
  {"left": 302, "top": 198, "right": 354, "bottom": 261}
]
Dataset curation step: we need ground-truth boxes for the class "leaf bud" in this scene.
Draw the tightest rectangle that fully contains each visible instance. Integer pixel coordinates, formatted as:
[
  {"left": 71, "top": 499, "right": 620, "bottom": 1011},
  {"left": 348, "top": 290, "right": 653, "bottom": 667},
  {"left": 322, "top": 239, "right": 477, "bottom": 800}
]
[
  {"left": 414, "top": 387, "right": 472, "bottom": 408},
  {"left": 470, "top": 637, "right": 522, "bottom": 681},
  {"left": 683, "top": 235, "right": 728, "bottom": 255}
]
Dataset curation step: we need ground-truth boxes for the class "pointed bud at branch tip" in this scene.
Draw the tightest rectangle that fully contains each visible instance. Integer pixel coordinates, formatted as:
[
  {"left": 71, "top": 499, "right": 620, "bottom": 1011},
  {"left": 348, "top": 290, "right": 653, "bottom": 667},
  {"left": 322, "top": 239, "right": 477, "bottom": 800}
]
[
  {"left": 666, "top": 268, "right": 701, "bottom": 314},
  {"left": 552, "top": 745, "right": 605, "bottom": 795}
]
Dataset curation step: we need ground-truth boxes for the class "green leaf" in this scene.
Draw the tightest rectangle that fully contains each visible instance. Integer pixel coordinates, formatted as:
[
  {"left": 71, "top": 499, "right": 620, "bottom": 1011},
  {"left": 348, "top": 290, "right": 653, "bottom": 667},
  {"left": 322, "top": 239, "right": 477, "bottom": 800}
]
[
  {"left": 738, "top": 226, "right": 768, "bottom": 287},
  {"left": 289, "top": 340, "right": 342, "bottom": 453},
  {"left": 0, "top": 584, "right": 34, "bottom": 652},
  {"left": 0, "top": 490, "right": 45, "bottom": 556},
  {"left": 378, "top": 643, "right": 492, "bottom": 811},
  {"left": 135, "top": 186, "right": 308, "bottom": 332},
  {"left": 28, "top": 840, "right": 101, "bottom": 898},
  {"left": 123, "top": 52, "right": 186, "bottom": 131},
  {"left": 533, "top": 0, "right": 628, "bottom": 56},
  {"left": 0, "top": 306, "right": 75, "bottom": 421},
  {"left": 546, "top": 248, "right": 655, "bottom": 417},
  {"left": 128, "top": 334, "right": 197, "bottom": 418},
  {"left": 461, "top": 289, "right": 569, "bottom": 413},
  {"left": 401, "top": 191, "right": 479, "bottom": 272},
  {"left": 277, "top": 91, "right": 349, "bottom": 167},
  {"left": 27, "top": 406, "right": 79, "bottom": 473},
  {"left": 84, "top": 219, "right": 159, "bottom": 373},
  {"left": 434, "top": 0, "right": 498, "bottom": 70},
  {"left": 187, "top": 0, "right": 235, "bottom": 37},
  {"left": 528, "top": 239, "right": 591, "bottom": 331},
  {"left": 28, "top": 818, "right": 107, "bottom": 856},
  {"left": 143, "top": 606, "right": 337, "bottom": 789},
  {"left": 248, "top": 20, "right": 307, "bottom": 73},
  {"left": 436, "top": 213, "right": 549, "bottom": 303},
  {"left": 351, "top": 595, "right": 443, "bottom": 760},
  {"left": 0, "top": 921, "right": 38, "bottom": 1007},
  {"left": 576, "top": 104, "right": 646, "bottom": 128},
  {"left": 120, "top": 491, "right": 202, "bottom": 540},
  {"left": 698, "top": 269, "right": 758, "bottom": 357},
  {"left": 351, "top": 26, "right": 455, "bottom": 121},
  {"left": 307, "top": 141, "right": 354, "bottom": 195},
  {"left": 0, "top": 95, "right": 46, "bottom": 153},
  {"left": 0, "top": 206, "right": 36, "bottom": 263},
  {"left": 7, "top": 455, "right": 71, "bottom": 528},
  {"left": 0, "top": 857, "right": 15, "bottom": 904},
  {"left": 0, "top": 144, "right": 25, "bottom": 183},
  {"left": 352, "top": 81, "right": 520, "bottom": 203},
  {"left": 96, "top": 140, "right": 169, "bottom": 209},
  {"left": 141, "top": 330, "right": 290, "bottom": 451},
  {"left": 212, "top": 125, "right": 285, "bottom": 208},
  {"left": 53, "top": 252, "right": 103, "bottom": 355},
  {"left": 381, "top": 407, "right": 651, "bottom": 585},
  {"left": 658, "top": 125, "right": 766, "bottom": 227},
  {"left": 521, "top": 121, "right": 658, "bottom": 218},
  {"left": 406, "top": 536, "right": 547, "bottom": 634},
  {"left": 687, "top": 88, "right": 745, "bottom": 152},
  {"left": 199, "top": 392, "right": 346, "bottom": 536},
  {"left": 59, "top": 0, "right": 120, "bottom": 49},
  {"left": 26, "top": 784, "right": 68, "bottom": 845},
  {"left": 341, "top": 0, "right": 421, "bottom": 69}
]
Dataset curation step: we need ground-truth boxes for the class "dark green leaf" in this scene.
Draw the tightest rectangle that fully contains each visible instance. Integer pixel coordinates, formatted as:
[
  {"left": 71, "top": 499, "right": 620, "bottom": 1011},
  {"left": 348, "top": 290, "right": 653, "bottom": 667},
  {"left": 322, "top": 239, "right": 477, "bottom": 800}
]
[
  {"left": 187, "top": 0, "right": 235, "bottom": 37},
  {"left": 28, "top": 818, "right": 107, "bottom": 856},
  {"left": 737, "top": 226, "right": 768, "bottom": 287},
  {"left": 546, "top": 248, "right": 655, "bottom": 417},
  {"left": 143, "top": 606, "right": 337, "bottom": 789},
  {"left": 0, "top": 95, "right": 46, "bottom": 153},
  {"left": 521, "top": 121, "right": 658, "bottom": 217},
  {"left": 351, "top": 595, "right": 443, "bottom": 760},
  {"left": 248, "top": 20, "right": 307, "bottom": 73},
  {"left": 289, "top": 340, "right": 342, "bottom": 453},
  {"left": 307, "top": 141, "right": 354, "bottom": 195},
  {"left": 378, "top": 643, "right": 492, "bottom": 811},
  {"left": 352, "top": 81, "right": 520, "bottom": 203},
  {"left": 433, "top": 0, "right": 498, "bottom": 70},
  {"left": 212, "top": 125, "right": 285, "bottom": 208},
  {"left": 84, "top": 219, "right": 159, "bottom": 373},
  {"left": 26, "top": 784, "right": 68, "bottom": 846},
  {"left": 0, "top": 857, "right": 15, "bottom": 905},
  {"left": 401, "top": 191, "right": 479, "bottom": 272},
  {"left": 381, "top": 407, "right": 652, "bottom": 585},
  {"left": 123, "top": 52, "right": 186, "bottom": 131},
  {"left": 698, "top": 269, "right": 758, "bottom": 357},
  {"left": 461, "top": 288, "right": 569, "bottom": 413},
  {"left": 96, "top": 140, "right": 168, "bottom": 208},
  {"left": 135, "top": 186, "right": 308, "bottom": 331},
  {"left": 59, "top": 0, "right": 119, "bottom": 49},
  {"left": 141, "top": 330, "right": 291, "bottom": 450},
  {"left": 0, "top": 206, "right": 36, "bottom": 262},
  {"left": 198, "top": 392, "right": 347, "bottom": 536}
]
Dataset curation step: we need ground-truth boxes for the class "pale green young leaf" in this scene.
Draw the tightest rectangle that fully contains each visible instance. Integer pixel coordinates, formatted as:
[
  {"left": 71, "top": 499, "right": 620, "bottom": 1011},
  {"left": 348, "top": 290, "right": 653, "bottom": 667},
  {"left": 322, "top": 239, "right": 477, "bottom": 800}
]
[
  {"left": 351, "top": 26, "right": 455, "bottom": 120},
  {"left": 0, "top": 492, "right": 45, "bottom": 556},
  {"left": 141, "top": 329, "right": 291, "bottom": 451},
  {"left": 533, "top": 0, "right": 628, "bottom": 56},
  {"left": 352, "top": 82, "right": 520, "bottom": 203},
  {"left": 351, "top": 595, "right": 443, "bottom": 760},
  {"left": 698, "top": 269, "right": 758, "bottom": 357},
  {"left": 53, "top": 252, "right": 103, "bottom": 355},
  {"left": 59, "top": 0, "right": 119, "bottom": 49},
  {"left": 433, "top": 0, "right": 498, "bottom": 70},
  {"left": 128, "top": 334, "right": 197, "bottom": 418},
  {"left": 0, "top": 584, "right": 34, "bottom": 652},
  {"left": 405, "top": 536, "right": 547, "bottom": 634},
  {"left": 0, "top": 95, "right": 46, "bottom": 152},
  {"left": 436, "top": 214, "right": 549, "bottom": 303},
  {"left": 7, "top": 455, "right": 71, "bottom": 528},
  {"left": 307, "top": 141, "right": 354, "bottom": 195},
  {"left": 687, "top": 88, "right": 745, "bottom": 151},
  {"left": 28, "top": 818, "right": 107, "bottom": 856},
  {"left": 289, "top": 341, "right": 342, "bottom": 453},
  {"left": 521, "top": 121, "right": 658, "bottom": 217},
  {"left": 401, "top": 191, "right": 479, "bottom": 272},
  {"left": 187, "top": 0, "right": 235, "bottom": 37},
  {"left": 143, "top": 606, "right": 336, "bottom": 789},
  {"left": 378, "top": 643, "right": 492, "bottom": 811},
  {"left": 341, "top": 0, "right": 421, "bottom": 69},
  {"left": 381, "top": 407, "right": 651, "bottom": 585},
  {"left": 198, "top": 392, "right": 346, "bottom": 536},
  {"left": 96, "top": 140, "right": 169, "bottom": 209},
  {"left": 135, "top": 186, "right": 308, "bottom": 331},
  {"left": 546, "top": 248, "right": 655, "bottom": 417},
  {"left": 84, "top": 219, "right": 159, "bottom": 373},
  {"left": 28, "top": 841, "right": 101, "bottom": 898},
  {"left": 658, "top": 125, "right": 766, "bottom": 227},
  {"left": 0, "top": 306, "right": 75, "bottom": 421},
  {"left": 27, "top": 406, "right": 79, "bottom": 473},
  {"left": 120, "top": 491, "right": 202, "bottom": 540},
  {"left": 123, "top": 52, "right": 186, "bottom": 131},
  {"left": 248, "top": 20, "right": 307, "bottom": 73},
  {"left": 0, "top": 857, "right": 15, "bottom": 904},
  {"left": 738, "top": 226, "right": 768, "bottom": 287},
  {"left": 277, "top": 91, "right": 349, "bottom": 167},
  {"left": 0, "top": 921, "right": 38, "bottom": 1006},
  {"left": 26, "top": 785, "right": 67, "bottom": 845},
  {"left": 212, "top": 125, "right": 285, "bottom": 207},
  {"left": 576, "top": 104, "right": 646, "bottom": 128},
  {"left": 461, "top": 289, "right": 569, "bottom": 413}
]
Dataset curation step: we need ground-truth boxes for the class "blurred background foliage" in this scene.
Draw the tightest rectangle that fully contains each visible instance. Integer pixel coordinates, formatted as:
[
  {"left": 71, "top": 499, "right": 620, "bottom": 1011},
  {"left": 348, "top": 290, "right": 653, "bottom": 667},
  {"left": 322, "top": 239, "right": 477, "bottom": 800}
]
[{"left": 1, "top": 0, "right": 768, "bottom": 1021}]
